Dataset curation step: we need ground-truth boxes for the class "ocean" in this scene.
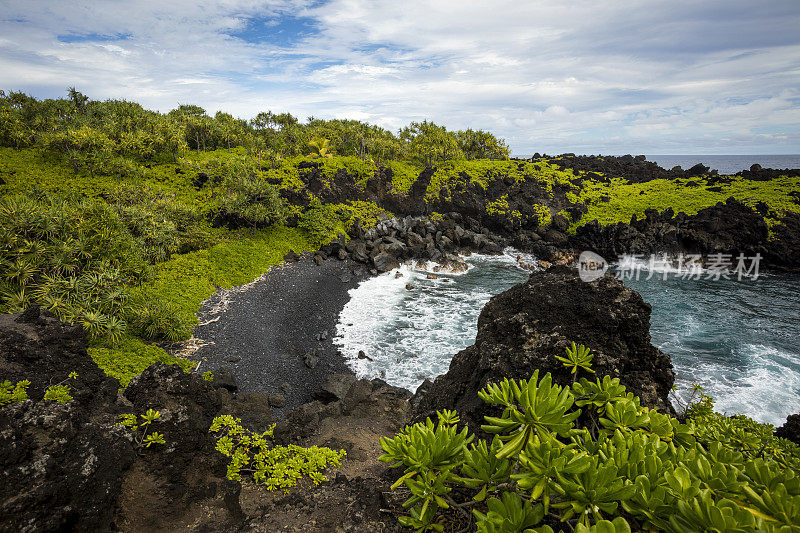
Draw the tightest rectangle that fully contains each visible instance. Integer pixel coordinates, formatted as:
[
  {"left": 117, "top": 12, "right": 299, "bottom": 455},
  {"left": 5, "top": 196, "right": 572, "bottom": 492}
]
[
  {"left": 333, "top": 253, "right": 800, "bottom": 426},
  {"left": 643, "top": 154, "right": 800, "bottom": 175}
]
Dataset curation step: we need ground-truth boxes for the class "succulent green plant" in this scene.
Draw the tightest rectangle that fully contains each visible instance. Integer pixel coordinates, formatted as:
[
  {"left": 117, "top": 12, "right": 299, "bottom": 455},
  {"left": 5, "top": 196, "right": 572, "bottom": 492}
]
[
  {"left": 380, "top": 361, "right": 800, "bottom": 532},
  {"left": 556, "top": 342, "right": 596, "bottom": 380}
]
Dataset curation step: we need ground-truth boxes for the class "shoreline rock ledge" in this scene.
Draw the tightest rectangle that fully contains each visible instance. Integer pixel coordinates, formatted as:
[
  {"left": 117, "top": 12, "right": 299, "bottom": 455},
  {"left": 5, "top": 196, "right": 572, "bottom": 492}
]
[{"left": 413, "top": 265, "right": 676, "bottom": 431}]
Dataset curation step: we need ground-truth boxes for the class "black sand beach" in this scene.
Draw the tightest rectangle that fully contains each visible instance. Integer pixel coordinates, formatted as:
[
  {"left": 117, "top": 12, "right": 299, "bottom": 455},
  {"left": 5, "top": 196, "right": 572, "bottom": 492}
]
[{"left": 190, "top": 255, "right": 371, "bottom": 416}]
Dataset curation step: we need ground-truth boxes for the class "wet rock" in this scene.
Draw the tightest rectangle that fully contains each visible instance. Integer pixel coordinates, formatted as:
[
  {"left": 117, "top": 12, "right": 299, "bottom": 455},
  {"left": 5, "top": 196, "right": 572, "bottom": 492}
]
[
  {"left": 358, "top": 350, "right": 373, "bottom": 361},
  {"left": 405, "top": 283, "right": 414, "bottom": 290},
  {"left": 413, "top": 265, "right": 675, "bottom": 432},
  {"left": 283, "top": 250, "right": 300, "bottom": 262},
  {"left": 224, "top": 355, "right": 241, "bottom": 363},
  {"left": 373, "top": 251, "right": 399, "bottom": 272},
  {"left": 313, "top": 254, "right": 325, "bottom": 266}
]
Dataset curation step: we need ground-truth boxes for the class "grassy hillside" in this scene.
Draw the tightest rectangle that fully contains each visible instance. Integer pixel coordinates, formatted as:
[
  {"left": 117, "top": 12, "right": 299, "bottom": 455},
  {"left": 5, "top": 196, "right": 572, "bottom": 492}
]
[{"left": 2, "top": 91, "right": 798, "bottom": 387}]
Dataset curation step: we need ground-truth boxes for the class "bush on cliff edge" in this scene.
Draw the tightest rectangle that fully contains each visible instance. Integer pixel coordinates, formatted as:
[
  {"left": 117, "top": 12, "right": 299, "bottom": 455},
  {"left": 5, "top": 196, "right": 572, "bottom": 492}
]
[{"left": 381, "top": 346, "right": 800, "bottom": 532}]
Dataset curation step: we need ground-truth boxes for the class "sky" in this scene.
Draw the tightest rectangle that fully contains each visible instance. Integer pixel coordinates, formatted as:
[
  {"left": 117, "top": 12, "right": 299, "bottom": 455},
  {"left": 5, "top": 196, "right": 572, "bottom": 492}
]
[{"left": 1, "top": 0, "right": 799, "bottom": 156}]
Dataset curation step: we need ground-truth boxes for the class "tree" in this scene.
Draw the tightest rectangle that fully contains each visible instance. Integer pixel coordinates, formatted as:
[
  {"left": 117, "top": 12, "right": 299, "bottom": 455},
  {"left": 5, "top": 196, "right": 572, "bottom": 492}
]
[
  {"left": 67, "top": 87, "right": 89, "bottom": 113},
  {"left": 456, "top": 128, "right": 510, "bottom": 160},
  {"left": 399, "top": 120, "right": 463, "bottom": 167}
]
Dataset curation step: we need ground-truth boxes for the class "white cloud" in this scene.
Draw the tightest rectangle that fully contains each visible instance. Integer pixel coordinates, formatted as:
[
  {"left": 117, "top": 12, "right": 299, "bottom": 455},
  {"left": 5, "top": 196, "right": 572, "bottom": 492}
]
[{"left": 0, "top": 0, "right": 798, "bottom": 154}]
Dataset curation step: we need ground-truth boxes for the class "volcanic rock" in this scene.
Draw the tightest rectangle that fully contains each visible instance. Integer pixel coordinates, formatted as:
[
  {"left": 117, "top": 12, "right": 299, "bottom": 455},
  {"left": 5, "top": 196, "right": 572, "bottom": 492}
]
[{"left": 413, "top": 265, "right": 675, "bottom": 432}]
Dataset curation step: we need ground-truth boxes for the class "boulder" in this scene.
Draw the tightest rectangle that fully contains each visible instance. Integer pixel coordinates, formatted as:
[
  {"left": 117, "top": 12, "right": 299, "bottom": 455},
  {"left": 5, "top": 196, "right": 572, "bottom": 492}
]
[
  {"left": 212, "top": 366, "right": 238, "bottom": 392},
  {"left": 268, "top": 393, "right": 287, "bottom": 408},
  {"left": 313, "top": 373, "right": 357, "bottom": 403},
  {"left": 776, "top": 414, "right": 800, "bottom": 445},
  {"left": 413, "top": 265, "right": 675, "bottom": 432},
  {"left": 373, "top": 251, "right": 400, "bottom": 272}
]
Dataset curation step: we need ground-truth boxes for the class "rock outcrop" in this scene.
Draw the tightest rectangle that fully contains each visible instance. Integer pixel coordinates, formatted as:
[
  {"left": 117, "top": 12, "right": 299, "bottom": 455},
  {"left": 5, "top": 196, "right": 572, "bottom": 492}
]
[
  {"left": 570, "top": 198, "right": 771, "bottom": 265},
  {"left": 0, "top": 307, "right": 414, "bottom": 532},
  {"left": 320, "top": 214, "right": 510, "bottom": 273},
  {"left": 413, "top": 265, "right": 675, "bottom": 432},
  {"left": 776, "top": 414, "right": 800, "bottom": 446},
  {"left": 0, "top": 307, "right": 241, "bottom": 532}
]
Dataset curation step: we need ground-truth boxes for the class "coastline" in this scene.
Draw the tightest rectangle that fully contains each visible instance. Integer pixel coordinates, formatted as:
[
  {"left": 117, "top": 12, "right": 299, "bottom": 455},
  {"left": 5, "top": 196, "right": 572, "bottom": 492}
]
[{"left": 187, "top": 254, "right": 370, "bottom": 417}]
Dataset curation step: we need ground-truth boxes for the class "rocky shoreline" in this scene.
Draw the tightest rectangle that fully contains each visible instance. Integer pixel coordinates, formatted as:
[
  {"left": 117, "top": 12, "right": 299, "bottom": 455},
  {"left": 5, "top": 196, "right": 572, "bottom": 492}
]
[
  {"left": 3, "top": 261, "right": 800, "bottom": 531},
  {"left": 2, "top": 154, "right": 799, "bottom": 530},
  {"left": 4, "top": 266, "right": 800, "bottom": 531}
]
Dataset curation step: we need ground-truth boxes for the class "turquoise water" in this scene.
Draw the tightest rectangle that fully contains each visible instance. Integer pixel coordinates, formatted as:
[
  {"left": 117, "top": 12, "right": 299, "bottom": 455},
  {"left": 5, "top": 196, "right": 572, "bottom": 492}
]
[
  {"left": 334, "top": 255, "right": 800, "bottom": 426},
  {"left": 624, "top": 270, "right": 800, "bottom": 425}
]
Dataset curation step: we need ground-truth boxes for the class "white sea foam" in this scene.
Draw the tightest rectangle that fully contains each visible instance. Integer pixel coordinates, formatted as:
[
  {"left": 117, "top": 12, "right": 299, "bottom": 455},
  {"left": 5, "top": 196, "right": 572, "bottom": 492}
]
[
  {"left": 672, "top": 344, "right": 800, "bottom": 426},
  {"left": 334, "top": 250, "right": 799, "bottom": 425},
  {"left": 333, "top": 251, "right": 533, "bottom": 392}
]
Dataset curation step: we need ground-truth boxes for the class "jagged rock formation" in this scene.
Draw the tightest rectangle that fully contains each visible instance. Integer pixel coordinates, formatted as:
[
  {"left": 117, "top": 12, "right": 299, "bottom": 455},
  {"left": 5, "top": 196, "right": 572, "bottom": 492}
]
[
  {"left": 413, "top": 265, "right": 675, "bottom": 432},
  {"left": 776, "top": 414, "right": 800, "bottom": 446},
  {"left": 0, "top": 307, "right": 413, "bottom": 532},
  {"left": 570, "top": 198, "right": 771, "bottom": 264},
  {"left": 0, "top": 307, "right": 241, "bottom": 531},
  {"left": 550, "top": 153, "right": 713, "bottom": 183}
]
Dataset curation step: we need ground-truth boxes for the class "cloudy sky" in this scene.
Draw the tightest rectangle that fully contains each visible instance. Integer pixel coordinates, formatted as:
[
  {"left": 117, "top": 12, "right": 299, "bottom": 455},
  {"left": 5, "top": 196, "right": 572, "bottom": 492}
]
[{"left": 1, "top": 0, "right": 799, "bottom": 155}]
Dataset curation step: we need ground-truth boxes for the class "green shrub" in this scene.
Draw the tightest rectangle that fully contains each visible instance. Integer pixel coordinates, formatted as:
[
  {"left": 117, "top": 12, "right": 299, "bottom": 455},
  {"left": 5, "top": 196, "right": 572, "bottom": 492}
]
[
  {"left": 386, "top": 160, "right": 421, "bottom": 194},
  {"left": 0, "top": 379, "right": 30, "bottom": 406},
  {"left": 298, "top": 199, "right": 344, "bottom": 246},
  {"left": 118, "top": 408, "right": 166, "bottom": 448},
  {"left": 212, "top": 157, "right": 287, "bottom": 229},
  {"left": 380, "top": 351, "right": 800, "bottom": 531},
  {"left": 210, "top": 414, "right": 346, "bottom": 491},
  {"left": 0, "top": 194, "right": 148, "bottom": 343},
  {"left": 43, "top": 384, "right": 73, "bottom": 403}
]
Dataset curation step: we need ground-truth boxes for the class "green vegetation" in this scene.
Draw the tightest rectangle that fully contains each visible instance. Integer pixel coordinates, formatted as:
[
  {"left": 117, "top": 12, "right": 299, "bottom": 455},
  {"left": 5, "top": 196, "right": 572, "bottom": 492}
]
[
  {"left": 88, "top": 336, "right": 195, "bottom": 387},
  {"left": 129, "top": 226, "right": 316, "bottom": 340},
  {"left": 0, "top": 379, "right": 30, "bottom": 406},
  {"left": 572, "top": 175, "right": 800, "bottom": 235},
  {"left": 118, "top": 408, "right": 167, "bottom": 448},
  {"left": 425, "top": 160, "right": 577, "bottom": 203},
  {"left": 380, "top": 344, "right": 800, "bottom": 532},
  {"left": 42, "top": 371, "right": 79, "bottom": 403},
  {"left": 555, "top": 341, "right": 596, "bottom": 380},
  {"left": 210, "top": 414, "right": 347, "bottom": 491},
  {"left": 43, "top": 384, "right": 73, "bottom": 403}
]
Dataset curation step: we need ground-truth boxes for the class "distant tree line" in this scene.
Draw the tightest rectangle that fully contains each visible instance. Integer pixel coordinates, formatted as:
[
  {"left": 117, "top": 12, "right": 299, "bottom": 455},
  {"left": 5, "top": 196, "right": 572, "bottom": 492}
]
[{"left": 0, "top": 88, "right": 510, "bottom": 173}]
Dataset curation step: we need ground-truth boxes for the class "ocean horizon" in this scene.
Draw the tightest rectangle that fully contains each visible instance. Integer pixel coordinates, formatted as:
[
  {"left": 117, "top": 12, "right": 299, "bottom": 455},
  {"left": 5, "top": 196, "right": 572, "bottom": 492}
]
[{"left": 644, "top": 154, "right": 800, "bottom": 174}]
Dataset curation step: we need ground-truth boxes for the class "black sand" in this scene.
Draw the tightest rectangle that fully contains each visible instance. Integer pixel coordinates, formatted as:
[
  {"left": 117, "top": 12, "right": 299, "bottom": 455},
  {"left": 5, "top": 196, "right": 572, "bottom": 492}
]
[{"left": 190, "top": 255, "right": 370, "bottom": 416}]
